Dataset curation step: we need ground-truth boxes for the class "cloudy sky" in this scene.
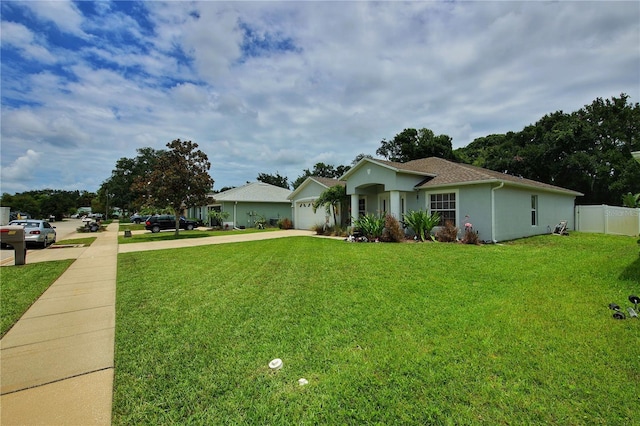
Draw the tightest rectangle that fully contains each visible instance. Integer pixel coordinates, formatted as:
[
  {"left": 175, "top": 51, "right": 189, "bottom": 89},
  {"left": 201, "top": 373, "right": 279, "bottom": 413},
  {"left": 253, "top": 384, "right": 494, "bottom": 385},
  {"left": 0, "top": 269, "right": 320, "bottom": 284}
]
[{"left": 1, "top": 1, "right": 638, "bottom": 195}]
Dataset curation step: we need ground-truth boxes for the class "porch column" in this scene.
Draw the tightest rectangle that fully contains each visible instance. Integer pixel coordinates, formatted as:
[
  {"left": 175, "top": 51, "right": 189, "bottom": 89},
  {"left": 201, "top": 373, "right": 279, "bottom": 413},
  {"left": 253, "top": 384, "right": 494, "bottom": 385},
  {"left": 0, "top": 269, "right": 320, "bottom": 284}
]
[
  {"left": 350, "top": 193, "right": 359, "bottom": 225},
  {"left": 390, "top": 190, "right": 401, "bottom": 219}
]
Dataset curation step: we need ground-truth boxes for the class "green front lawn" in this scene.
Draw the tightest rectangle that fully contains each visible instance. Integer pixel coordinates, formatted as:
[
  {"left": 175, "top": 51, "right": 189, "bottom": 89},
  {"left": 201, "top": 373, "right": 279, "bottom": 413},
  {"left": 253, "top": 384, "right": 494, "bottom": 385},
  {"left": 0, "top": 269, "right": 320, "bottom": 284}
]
[
  {"left": 113, "top": 233, "right": 639, "bottom": 424},
  {"left": 0, "top": 260, "right": 74, "bottom": 337},
  {"left": 118, "top": 227, "right": 278, "bottom": 244}
]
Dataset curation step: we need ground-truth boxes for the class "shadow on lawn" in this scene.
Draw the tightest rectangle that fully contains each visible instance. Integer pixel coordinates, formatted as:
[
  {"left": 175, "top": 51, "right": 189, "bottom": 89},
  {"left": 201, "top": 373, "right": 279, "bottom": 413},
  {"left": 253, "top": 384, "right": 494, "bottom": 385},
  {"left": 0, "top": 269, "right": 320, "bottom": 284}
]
[{"left": 619, "top": 254, "right": 640, "bottom": 282}]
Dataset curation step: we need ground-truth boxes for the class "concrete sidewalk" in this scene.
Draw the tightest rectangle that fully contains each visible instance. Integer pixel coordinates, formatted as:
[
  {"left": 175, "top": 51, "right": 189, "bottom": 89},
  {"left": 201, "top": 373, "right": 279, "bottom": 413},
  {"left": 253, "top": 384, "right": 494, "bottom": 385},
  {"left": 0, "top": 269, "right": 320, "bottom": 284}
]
[
  {"left": 1, "top": 226, "right": 321, "bottom": 425},
  {"left": 1, "top": 222, "right": 118, "bottom": 425}
]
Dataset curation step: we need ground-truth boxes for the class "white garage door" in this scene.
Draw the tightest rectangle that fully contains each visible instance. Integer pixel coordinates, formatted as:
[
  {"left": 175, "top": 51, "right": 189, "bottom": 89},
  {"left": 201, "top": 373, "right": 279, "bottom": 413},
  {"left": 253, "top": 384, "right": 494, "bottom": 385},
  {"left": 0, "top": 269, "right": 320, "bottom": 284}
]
[{"left": 296, "top": 201, "right": 328, "bottom": 230}]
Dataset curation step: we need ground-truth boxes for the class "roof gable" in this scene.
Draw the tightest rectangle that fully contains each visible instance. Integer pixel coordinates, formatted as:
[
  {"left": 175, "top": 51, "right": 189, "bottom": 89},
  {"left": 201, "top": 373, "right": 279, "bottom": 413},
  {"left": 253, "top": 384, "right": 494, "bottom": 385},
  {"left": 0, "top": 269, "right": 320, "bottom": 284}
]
[
  {"left": 213, "top": 182, "right": 292, "bottom": 203},
  {"left": 288, "top": 176, "right": 345, "bottom": 200}
]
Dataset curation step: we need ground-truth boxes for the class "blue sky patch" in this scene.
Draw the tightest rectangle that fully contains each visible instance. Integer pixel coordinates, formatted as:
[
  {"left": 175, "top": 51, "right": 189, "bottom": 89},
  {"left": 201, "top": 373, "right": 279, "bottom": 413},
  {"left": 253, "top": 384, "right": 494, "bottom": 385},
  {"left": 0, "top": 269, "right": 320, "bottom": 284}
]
[{"left": 238, "top": 20, "right": 301, "bottom": 62}]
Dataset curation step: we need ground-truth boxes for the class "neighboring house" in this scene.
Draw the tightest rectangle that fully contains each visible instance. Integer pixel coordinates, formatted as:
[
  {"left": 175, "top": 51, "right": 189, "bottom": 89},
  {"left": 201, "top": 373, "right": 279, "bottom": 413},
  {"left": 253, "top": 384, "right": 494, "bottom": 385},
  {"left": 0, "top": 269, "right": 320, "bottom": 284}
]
[
  {"left": 632, "top": 151, "right": 640, "bottom": 163},
  {"left": 289, "top": 177, "right": 345, "bottom": 230},
  {"left": 187, "top": 182, "right": 292, "bottom": 229},
  {"left": 340, "top": 157, "right": 583, "bottom": 242}
]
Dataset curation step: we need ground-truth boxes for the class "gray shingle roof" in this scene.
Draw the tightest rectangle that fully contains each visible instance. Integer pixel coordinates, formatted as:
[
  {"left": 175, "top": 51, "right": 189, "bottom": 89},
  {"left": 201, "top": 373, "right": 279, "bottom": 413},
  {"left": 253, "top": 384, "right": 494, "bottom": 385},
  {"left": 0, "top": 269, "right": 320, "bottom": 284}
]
[
  {"left": 371, "top": 157, "right": 583, "bottom": 195},
  {"left": 310, "top": 176, "right": 345, "bottom": 188},
  {"left": 212, "top": 182, "right": 292, "bottom": 203}
]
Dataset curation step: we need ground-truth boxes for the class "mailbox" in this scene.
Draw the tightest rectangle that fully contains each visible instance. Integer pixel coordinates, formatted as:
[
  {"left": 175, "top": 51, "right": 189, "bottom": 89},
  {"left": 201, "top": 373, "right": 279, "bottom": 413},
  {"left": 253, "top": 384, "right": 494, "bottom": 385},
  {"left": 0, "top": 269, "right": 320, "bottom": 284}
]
[{"left": 0, "top": 225, "right": 27, "bottom": 265}]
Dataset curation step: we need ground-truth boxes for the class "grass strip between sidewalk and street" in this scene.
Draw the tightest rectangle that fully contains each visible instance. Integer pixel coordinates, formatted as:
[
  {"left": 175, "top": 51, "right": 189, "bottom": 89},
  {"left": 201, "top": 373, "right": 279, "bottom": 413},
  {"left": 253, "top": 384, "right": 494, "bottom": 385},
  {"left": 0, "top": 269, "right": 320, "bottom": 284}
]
[{"left": 113, "top": 233, "right": 639, "bottom": 424}]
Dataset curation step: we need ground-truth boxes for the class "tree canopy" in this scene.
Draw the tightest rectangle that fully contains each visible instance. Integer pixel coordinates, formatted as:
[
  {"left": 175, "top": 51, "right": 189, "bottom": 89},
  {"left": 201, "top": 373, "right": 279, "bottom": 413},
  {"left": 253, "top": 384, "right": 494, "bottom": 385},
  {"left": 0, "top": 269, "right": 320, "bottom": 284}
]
[
  {"left": 292, "top": 162, "right": 351, "bottom": 190},
  {"left": 454, "top": 93, "right": 640, "bottom": 204},
  {"left": 257, "top": 172, "right": 290, "bottom": 189},
  {"left": 133, "top": 139, "right": 214, "bottom": 235},
  {"left": 97, "top": 147, "right": 164, "bottom": 216},
  {"left": 0, "top": 189, "right": 94, "bottom": 220},
  {"left": 376, "top": 128, "right": 455, "bottom": 162}
]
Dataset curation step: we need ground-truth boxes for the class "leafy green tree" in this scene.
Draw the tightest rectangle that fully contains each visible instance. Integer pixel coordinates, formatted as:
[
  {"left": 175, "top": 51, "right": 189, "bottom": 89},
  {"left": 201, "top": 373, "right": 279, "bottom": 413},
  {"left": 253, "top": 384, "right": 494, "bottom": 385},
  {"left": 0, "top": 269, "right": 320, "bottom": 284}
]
[
  {"left": 99, "top": 147, "right": 164, "bottom": 216},
  {"left": 377, "top": 128, "right": 454, "bottom": 162},
  {"left": 0, "top": 192, "right": 40, "bottom": 217},
  {"left": 312, "top": 184, "right": 347, "bottom": 227},
  {"left": 292, "top": 162, "right": 351, "bottom": 190},
  {"left": 352, "top": 153, "right": 373, "bottom": 165},
  {"left": 257, "top": 172, "right": 290, "bottom": 189},
  {"left": 133, "top": 139, "right": 214, "bottom": 236},
  {"left": 622, "top": 192, "right": 640, "bottom": 208},
  {"left": 38, "top": 190, "right": 77, "bottom": 220},
  {"left": 1, "top": 190, "right": 96, "bottom": 219},
  {"left": 454, "top": 94, "right": 640, "bottom": 205}
]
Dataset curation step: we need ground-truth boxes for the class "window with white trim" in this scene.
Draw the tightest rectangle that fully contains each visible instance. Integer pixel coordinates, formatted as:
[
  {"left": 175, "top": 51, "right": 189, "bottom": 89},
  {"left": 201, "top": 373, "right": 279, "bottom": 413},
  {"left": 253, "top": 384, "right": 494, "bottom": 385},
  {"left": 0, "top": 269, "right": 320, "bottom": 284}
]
[
  {"left": 531, "top": 195, "right": 538, "bottom": 226},
  {"left": 358, "top": 198, "right": 366, "bottom": 217},
  {"left": 430, "top": 193, "right": 456, "bottom": 226}
]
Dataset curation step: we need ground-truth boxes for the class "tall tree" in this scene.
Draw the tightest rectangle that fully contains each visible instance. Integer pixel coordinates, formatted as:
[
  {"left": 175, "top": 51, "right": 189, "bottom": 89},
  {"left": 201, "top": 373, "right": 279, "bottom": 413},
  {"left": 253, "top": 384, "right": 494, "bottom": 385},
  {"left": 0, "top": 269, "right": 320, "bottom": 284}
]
[
  {"left": 257, "top": 172, "right": 290, "bottom": 189},
  {"left": 99, "top": 147, "right": 164, "bottom": 216},
  {"left": 377, "top": 128, "right": 455, "bottom": 162},
  {"left": 133, "top": 139, "right": 214, "bottom": 235}
]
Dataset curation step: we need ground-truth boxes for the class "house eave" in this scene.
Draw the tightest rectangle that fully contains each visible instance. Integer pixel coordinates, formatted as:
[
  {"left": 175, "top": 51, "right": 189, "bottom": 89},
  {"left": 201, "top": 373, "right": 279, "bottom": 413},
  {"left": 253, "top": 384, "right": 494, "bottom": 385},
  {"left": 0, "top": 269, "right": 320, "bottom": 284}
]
[
  {"left": 339, "top": 157, "right": 436, "bottom": 180},
  {"left": 418, "top": 178, "right": 583, "bottom": 196}
]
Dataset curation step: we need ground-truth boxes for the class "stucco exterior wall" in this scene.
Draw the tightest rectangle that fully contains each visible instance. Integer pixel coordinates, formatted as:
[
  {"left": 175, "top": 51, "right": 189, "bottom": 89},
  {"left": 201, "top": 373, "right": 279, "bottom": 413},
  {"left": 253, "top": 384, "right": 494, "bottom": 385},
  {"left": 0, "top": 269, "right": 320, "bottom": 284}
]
[
  {"left": 346, "top": 164, "right": 396, "bottom": 194},
  {"left": 457, "top": 185, "right": 494, "bottom": 242},
  {"left": 294, "top": 181, "right": 324, "bottom": 200},
  {"left": 493, "top": 186, "right": 575, "bottom": 241},
  {"left": 220, "top": 201, "right": 292, "bottom": 228}
]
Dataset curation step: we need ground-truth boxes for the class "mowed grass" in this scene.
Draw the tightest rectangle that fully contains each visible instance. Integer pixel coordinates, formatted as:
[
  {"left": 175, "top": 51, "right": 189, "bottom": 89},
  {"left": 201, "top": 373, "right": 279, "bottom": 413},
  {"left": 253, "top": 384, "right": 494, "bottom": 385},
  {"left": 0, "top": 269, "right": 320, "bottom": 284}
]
[
  {"left": 53, "top": 236, "right": 97, "bottom": 246},
  {"left": 113, "top": 233, "right": 640, "bottom": 424},
  {"left": 0, "top": 260, "right": 74, "bottom": 337},
  {"left": 118, "top": 227, "right": 278, "bottom": 244}
]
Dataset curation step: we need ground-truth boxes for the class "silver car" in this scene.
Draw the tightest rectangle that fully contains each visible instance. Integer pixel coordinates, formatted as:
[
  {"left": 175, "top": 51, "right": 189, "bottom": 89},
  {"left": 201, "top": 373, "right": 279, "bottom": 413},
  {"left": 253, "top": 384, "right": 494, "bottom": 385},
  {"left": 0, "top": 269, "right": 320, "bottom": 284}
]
[{"left": 8, "top": 219, "right": 57, "bottom": 248}]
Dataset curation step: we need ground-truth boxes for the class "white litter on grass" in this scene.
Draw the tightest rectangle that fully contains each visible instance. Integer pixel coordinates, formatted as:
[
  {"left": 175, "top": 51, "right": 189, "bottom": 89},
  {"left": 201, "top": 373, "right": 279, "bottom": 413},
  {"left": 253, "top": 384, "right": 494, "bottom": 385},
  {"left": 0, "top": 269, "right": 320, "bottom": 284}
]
[
  {"left": 269, "top": 358, "right": 283, "bottom": 370},
  {"left": 298, "top": 378, "right": 309, "bottom": 386}
]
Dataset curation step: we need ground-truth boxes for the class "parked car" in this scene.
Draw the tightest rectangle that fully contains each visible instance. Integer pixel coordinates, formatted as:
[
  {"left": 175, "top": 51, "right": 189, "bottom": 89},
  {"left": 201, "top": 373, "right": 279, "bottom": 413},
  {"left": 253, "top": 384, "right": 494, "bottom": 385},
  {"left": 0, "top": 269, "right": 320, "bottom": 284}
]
[
  {"left": 130, "top": 214, "right": 147, "bottom": 224},
  {"left": 8, "top": 219, "right": 56, "bottom": 248},
  {"left": 144, "top": 215, "right": 198, "bottom": 233}
]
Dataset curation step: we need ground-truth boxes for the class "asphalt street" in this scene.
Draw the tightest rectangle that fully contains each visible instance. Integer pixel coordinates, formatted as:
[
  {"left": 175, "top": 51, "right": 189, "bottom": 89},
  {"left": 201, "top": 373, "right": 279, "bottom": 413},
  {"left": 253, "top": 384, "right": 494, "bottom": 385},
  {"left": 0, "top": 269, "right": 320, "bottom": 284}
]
[{"left": 0, "top": 219, "right": 84, "bottom": 264}]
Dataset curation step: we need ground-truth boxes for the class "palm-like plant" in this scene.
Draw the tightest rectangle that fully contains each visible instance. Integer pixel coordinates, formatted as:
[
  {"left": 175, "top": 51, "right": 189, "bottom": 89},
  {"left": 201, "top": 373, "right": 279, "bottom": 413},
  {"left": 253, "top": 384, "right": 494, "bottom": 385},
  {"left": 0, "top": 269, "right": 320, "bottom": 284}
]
[
  {"left": 403, "top": 210, "right": 441, "bottom": 242},
  {"left": 403, "top": 210, "right": 425, "bottom": 241},
  {"left": 353, "top": 213, "right": 385, "bottom": 241}
]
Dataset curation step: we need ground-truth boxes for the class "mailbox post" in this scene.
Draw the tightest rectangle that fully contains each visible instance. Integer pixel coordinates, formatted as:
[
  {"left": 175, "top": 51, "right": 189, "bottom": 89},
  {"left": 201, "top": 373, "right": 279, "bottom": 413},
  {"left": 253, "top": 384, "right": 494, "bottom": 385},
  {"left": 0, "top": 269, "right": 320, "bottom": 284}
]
[{"left": 0, "top": 225, "right": 27, "bottom": 265}]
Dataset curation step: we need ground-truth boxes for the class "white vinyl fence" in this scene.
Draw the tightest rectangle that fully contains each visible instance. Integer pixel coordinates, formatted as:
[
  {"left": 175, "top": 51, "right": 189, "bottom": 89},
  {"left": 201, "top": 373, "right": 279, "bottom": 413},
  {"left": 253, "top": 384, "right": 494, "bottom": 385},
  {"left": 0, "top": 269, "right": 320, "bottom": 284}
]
[{"left": 575, "top": 205, "right": 640, "bottom": 236}]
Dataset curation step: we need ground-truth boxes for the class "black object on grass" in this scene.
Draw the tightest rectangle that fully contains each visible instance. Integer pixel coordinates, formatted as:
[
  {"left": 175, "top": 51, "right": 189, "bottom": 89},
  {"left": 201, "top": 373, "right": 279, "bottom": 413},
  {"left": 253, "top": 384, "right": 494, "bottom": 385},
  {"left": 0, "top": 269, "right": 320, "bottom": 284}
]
[{"left": 613, "top": 310, "right": 626, "bottom": 320}]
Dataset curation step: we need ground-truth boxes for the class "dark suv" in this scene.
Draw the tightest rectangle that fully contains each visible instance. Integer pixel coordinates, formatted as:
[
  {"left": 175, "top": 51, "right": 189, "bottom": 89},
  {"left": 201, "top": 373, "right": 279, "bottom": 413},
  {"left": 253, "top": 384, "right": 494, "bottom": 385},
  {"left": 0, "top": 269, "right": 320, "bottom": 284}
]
[{"left": 145, "top": 215, "right": 198, "bottom": 233}]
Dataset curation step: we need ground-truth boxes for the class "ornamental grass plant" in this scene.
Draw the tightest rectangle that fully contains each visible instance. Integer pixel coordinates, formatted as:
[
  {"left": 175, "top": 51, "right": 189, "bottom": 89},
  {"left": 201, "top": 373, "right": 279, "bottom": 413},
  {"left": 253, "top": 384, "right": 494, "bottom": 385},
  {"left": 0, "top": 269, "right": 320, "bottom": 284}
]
[{"left": 113, "top": 233, "right": 639, "bottom": 424}]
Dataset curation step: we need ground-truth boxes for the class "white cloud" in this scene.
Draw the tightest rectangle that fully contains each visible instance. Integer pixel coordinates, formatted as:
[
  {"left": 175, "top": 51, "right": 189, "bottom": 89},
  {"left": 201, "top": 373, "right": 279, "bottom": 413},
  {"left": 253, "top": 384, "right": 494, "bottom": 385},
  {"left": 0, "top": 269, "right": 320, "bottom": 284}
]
[
  {"left": 0, "top": 21, "right": 57, "bottom": 63},
  {"left": 0, "top": 1, "right": 638, "bottom": 195},
  {"left": 21, "top": 0, "right": 86, "bottom": 37},
  {"left": 0, "top": 149, "right": 42, "bottom": 192}
]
